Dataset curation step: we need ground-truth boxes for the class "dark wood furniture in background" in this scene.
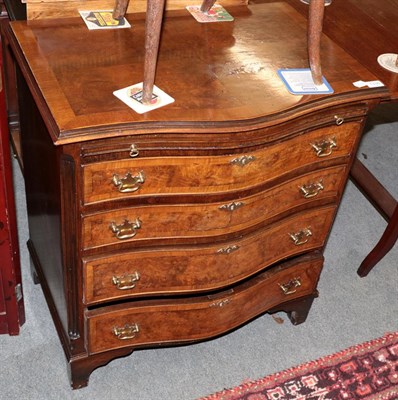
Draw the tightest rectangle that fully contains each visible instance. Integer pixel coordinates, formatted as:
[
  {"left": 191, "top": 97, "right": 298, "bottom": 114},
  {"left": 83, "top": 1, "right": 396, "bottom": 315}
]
[
  {"left": 1, "top": 1, "right": 25, "bottom": 171},
  {"left": 284, "top": 0, "right": 398, "bottom": 276},
  {"left": 2, "top": 2, "right": 388, "bottom": 387},
  {"left": 0, "top": 0, "right": 24, "bottom": 335},
  {"left": 351, "top": 162, "right": 398, "bottom": 276}
]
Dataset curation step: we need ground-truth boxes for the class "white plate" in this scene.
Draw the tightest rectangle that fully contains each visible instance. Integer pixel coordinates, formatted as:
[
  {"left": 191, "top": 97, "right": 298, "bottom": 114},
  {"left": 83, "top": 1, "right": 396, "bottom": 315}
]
[
  {"left": 300, "top": 0, "right": 332, "bottom": 6},
  {"left": 377, "top": 53, "right": 398, "bottom": 73}
]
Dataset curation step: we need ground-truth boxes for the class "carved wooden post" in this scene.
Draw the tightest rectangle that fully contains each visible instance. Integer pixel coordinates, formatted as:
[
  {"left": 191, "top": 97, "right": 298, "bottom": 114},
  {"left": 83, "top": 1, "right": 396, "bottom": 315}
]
[
  {"left": 142, "top": 0, "right": 166, "bottom": 104},
  {"left": 113, "top": 0, "right": 130, "bottom": 20},
  {"left": 200, "top": 0, "right": 217, "bottom": 13},
  {"left": 308, "top": 0, "right": 325, "bottom": 85}
]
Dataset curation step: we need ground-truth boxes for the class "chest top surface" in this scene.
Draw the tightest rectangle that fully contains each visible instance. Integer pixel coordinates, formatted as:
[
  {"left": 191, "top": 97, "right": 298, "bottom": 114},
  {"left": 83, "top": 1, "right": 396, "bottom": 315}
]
[{"left": 9, "top": 2, "right": 387, "bottom": 144}]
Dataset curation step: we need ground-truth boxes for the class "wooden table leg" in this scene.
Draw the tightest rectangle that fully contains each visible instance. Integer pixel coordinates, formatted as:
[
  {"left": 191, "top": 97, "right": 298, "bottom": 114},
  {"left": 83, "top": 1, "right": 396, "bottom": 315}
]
[
  {"left": 308, "top": 0, "right": 325, "bottom": 85},
  {"left": 142, "top": 0, "right": 166, "bottom": 104}
]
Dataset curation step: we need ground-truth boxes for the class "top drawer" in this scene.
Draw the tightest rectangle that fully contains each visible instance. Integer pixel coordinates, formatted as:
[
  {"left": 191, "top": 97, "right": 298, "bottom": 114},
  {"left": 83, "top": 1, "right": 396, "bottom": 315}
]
[{"left": 82, "top": 122, "right": 361, "bottom": 206}]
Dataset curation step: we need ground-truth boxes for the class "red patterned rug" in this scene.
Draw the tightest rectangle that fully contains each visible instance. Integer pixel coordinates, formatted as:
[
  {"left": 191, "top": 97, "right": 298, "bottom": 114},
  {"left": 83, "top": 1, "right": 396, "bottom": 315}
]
[{"left": 199, "top": 332, "right": 398, "bottom": 400}]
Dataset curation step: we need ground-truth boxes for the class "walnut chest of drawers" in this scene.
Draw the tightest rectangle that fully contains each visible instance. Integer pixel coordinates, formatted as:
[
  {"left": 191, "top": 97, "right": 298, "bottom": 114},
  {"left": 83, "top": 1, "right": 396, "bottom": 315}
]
[{"left": 3, "top": 2, "right": 388, "bottom": 389}]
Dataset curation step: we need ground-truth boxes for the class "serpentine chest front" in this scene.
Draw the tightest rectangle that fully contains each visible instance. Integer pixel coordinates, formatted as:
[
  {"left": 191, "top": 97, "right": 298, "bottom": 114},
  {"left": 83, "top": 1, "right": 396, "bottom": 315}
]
[{"left": 5, "top": 2, "right": 387, "bottom": 388}]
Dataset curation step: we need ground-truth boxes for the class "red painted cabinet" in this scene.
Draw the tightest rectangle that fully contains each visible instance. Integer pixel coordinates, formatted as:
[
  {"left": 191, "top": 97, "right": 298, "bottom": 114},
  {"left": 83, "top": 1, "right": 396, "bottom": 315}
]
[{"left": 0, "top": 3, "right": 25, "bottom": 335}]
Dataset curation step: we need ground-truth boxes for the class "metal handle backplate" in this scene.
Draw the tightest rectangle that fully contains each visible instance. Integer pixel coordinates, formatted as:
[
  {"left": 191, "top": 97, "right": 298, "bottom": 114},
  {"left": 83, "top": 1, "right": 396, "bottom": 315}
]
[
  {"left": 112, "top": 272, "right": 140, "bottom": 290},
  {"left": 289, "top": 228, "right": 312, "bottom": 246},
  {"left": 311, "top": 138, "right": 337, "bottom": 158},
  {"left": 299, "top": 180, "right": 324, "bottom": 198},
  {"left": 230, "top": 155, "right": 256, "bottom": 167},
  {"left": 219, "top": 201, "right": 244, "bottom": 212},
  {"left": 113, "top": 323, "right": 140, "bottom": 340},
  {"left": 279, "top": 277, "right": 302, "bottom": 295},
  {"left": 112, "top": 171, "right": 145, "bottom": 193},
  {"left": 217, "top": 245, "right": 240, "bottom": 254},
  {"left": 110, "top": 218, "right": 141, "bottom": 240}
]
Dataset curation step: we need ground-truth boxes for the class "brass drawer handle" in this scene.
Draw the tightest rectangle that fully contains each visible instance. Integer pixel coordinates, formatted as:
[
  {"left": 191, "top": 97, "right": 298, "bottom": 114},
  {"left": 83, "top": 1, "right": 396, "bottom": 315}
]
[
  {"left": 110, "top": 218, "right": 142, "bottom": 240},
  {"left": 334, "top": 115, "right": 344, "bottom": 126},
  {"left": 289, "top": 228, "right": 312, "bottom": 246},
  {"left": 230, "top": 155, "right": 256, "bottom": 167},
  {"left": 299, "top": 180, "right": 324, "bottom": 198},
  {"left": 112, "top": 272, "right": 140, "bottom": 290},
  {"left": 217, "top": 245, "right": 240, "bottom": 254},
  {"left": 310, "top": 138, "right": 337, "bottom": 158},
  {"left": 129, "top": 144, "right": 139, "bottom": 158},
  {"left": 279, "top": 277, "right": 301, "bottom": 295},
  {"left": 113, "top": 323, "right": 140, "bottom": 340},
  {"left": 219, "top": 201, "right": 244, "bottom": 212},
  {"left": 112, "top": 171, "right": 145, "bottom": 193}
]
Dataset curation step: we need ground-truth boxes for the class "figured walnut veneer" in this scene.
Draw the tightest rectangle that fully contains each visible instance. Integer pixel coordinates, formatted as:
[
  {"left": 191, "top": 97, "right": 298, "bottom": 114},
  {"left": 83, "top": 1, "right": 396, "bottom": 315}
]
[{"left": 2, "top": 2, "right": 388, "bottom": 389}]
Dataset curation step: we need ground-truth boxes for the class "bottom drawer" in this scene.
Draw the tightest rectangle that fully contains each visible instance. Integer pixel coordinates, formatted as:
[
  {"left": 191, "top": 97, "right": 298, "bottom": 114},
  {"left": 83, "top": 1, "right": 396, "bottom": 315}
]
[{"left": 86, "top": 252, "right": 323, "bottom": 354}]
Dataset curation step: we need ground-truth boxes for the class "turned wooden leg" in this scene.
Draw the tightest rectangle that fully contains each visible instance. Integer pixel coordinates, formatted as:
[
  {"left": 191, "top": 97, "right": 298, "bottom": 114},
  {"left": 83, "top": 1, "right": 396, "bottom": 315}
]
[
  {"left": 200, "top": 0, "right": 217, "bottom": 13},
  {"left": 357, "top": 205, "right": 398, "bottom": 277},
  {"left": 113, "top": 0, "right": 130, "bottom": 20},
  {"left": 142, "top": 0, "right": 166, "bottom": 104},
  {"left": 308, "top": 0, "right": 325, "bottom": 85}
]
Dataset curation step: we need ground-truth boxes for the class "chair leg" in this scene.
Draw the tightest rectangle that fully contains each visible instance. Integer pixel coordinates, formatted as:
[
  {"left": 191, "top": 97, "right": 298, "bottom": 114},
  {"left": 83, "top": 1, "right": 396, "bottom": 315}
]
[
  {"left": 113, "top": 0, "right": 130, "bottom": 20},
  {"left": 308, "top": 0, "right": 325, "bottom": 85},
  {"left": 142, "top": 0, "right": 166, "bottom": 104},
  {"left": 200, "top": 0, "right": 217, "bottom": 13},
  {"left": 357, "top": 205, "right": 398, "bottom": 277}
]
